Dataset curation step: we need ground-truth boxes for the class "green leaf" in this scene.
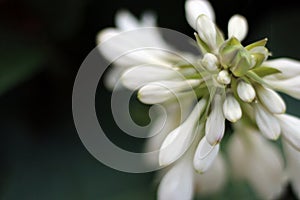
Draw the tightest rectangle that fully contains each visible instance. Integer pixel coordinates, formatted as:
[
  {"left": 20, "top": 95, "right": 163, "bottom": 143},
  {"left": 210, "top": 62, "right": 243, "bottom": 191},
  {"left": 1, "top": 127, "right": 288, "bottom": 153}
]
[
  {"left": 194, "top": 32, "right": 210, "bottom": 54},
  {"left": 245, "top": 71, "right": 271, "bottom": 87},
  {"left": 250, "top": 66, "right": 281, "bottom": 77}
]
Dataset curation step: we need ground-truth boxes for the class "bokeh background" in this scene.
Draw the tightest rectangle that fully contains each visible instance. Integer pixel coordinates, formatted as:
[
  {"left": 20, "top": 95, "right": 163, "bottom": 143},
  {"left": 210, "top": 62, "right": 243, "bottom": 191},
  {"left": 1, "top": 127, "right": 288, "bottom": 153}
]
[{"left": 1, "top": 0, "right": 300, "bottom": 199}]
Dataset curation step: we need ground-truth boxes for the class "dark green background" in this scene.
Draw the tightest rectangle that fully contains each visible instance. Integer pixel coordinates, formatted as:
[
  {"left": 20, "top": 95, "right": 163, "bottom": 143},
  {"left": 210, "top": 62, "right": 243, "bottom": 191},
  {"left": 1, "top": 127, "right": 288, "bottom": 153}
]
[{"left": 1, "top": 0, "right": 300, "bottom": 199}]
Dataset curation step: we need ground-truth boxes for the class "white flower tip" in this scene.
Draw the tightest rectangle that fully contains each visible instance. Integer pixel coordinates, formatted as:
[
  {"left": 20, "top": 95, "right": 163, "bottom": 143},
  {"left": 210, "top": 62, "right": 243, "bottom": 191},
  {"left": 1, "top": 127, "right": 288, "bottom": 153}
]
[
  {"left": 228, "top": 14, "right": 248, "bottom": 41},
  {"left": 237, "top": 81, "right": 256, "bottom": 102},
  {"left": 223, "top": 94, "right": 242, "bottom": 122},
  {"left": 96, "top": 28, "right": 119, "bottom": 44},
  {"left": 193, "top": 136, "right": 220, "bottom": 173},
  {"left": 185, "top": 0, "right": 215, "bottom": 29},
  {"left": 217, "top": 70, "right": 231, "bottom": 85}
]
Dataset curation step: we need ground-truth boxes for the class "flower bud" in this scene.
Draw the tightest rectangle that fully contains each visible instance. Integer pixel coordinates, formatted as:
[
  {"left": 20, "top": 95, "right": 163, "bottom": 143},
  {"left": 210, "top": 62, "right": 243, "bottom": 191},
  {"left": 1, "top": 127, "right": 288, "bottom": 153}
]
[
  {"left": 217, "top": 70, "right": 231, "bottom": 85},
  {"left": 202, "top": 53, "right": 218, "bottom": 71},
  {"left": 223, "top": 93, "right": 242, "bottom": 122},
  {"left": 237, "top": 80, "right": 256, "bottom": 102}
]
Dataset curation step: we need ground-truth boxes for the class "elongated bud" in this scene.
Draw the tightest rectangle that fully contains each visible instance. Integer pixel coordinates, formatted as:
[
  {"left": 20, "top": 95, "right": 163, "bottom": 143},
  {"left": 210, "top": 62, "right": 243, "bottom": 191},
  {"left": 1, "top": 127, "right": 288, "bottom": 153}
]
[
  {"left": 256, "top": 85, "right": 286, "bottom": 114},
  {"left": 196, "top": 14, "right": 217, "bottom": 51},
  {"left": 223, "top": 93, "right": 242, "bottom": 122},
  {"left": 202, "top": 53, "right": 218, "bottom": 72},
  {"left": 205, "top": 94, "right": 225, "bottom": 145},
  {"left": 237, "top": 80, "right": 256, "bottom": 102},
  {"left": 228, "top": 14, "right": 248, "bottom": 41},
  {"left": 193, "top": 136, "right": 220, "bottom": 173},
  {"left": 254, "top": 103, "right": 281, "bottom": 140}
]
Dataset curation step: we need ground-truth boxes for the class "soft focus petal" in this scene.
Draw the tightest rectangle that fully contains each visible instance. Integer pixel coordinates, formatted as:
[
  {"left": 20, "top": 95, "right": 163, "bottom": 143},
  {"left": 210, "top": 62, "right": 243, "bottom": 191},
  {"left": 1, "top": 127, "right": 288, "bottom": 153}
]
[
  {"left": 264, "top": 58, "right": 300, "bottom": 80},
  {"left": 254, "top": 103, "right": 281, "bottom": 140},
  {"left": 223, "top": 92, "right": 242, "bottom": 122},
  {"left": 121, "top": 65, "right": 179, "bottom": 90},
  {"left": 194, "top": 154, "right": 227, "bottom": 195},
  {"left": 158, "top": 158, "right": 194, "bottom": 200},
  {"left": 138, "top": 79, "right": 201, "bottom": 104},
  {"left": 115, "top": 10, "right": 141, "bottom": 30},
  {"left": 159, "top": 99, "right": 207, "bottom": 166},
  {"left": 185, "top": 0, "right": 215, "bottom": 29},
  {"left": 264, "top": 76, "right": 300, "bottom": 100},
  {"left": 277, "top": 114, "right": 300, "bottom": 151},
  {"left": 228, "top": 128, "right": 286, "bottom": 199},
  {"left": 256, "top": 85, "right": 286, "bottom": 114},
  {"left": 283, "top": 141, "right": 300, "bottom": 199},
  {"left": 205, "top": 94, "right": 225, "bottom": 145},
  {"left": 193, "top": 136, "right": 220, "bottom": 173},
  {"left": 228, "top": 14, "right": 248, "bottom": 41}
]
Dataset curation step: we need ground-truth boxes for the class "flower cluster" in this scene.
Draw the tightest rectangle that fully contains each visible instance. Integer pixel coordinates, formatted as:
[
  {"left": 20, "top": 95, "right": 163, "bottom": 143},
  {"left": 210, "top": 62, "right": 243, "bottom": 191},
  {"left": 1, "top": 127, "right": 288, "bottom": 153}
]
[{"left": 97, "top": 0, "right": 300, "bottom": 199}]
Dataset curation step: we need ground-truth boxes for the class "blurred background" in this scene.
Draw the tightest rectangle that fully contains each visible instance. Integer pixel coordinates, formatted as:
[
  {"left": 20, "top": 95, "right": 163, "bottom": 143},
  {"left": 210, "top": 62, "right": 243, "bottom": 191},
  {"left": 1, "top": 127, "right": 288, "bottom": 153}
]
[{"left": 1, "top": 0, "right": 300, "bottom": 199}]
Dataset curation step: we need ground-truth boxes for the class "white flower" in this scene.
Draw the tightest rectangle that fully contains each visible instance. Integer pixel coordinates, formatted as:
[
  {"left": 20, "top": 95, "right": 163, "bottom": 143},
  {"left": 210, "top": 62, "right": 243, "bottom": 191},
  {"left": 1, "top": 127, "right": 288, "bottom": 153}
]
[
  {"left": 159, "top": 98, "right": 207, "bottom": 166},
  {"left": 98, "top": 0, "right": 300, "bottom": 199},
  {"left": 223, "top": 92, "right": 242, "bottom": 122},
  {"left": 193, "top": 136, "right": 220, "bottom": 173},
  {"left": 277, "top": 114, "right": 300, "bottom": 151},
  {"left": 205, "top": 94, "right": 225, "bottom": 145},
  {"left": 254, "top": 102, "right": 281, "bottom": 140},
  {"left": 228, "top": 127, "right": 287, "bottom": 199},
  {"left": 158, "top": 156, "right": 194, "bottom": 200}
]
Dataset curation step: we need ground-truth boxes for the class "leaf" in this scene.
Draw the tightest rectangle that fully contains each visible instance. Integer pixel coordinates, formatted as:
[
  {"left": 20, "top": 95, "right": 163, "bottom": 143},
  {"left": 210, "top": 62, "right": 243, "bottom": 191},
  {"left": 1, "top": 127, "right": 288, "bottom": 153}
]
[{"left": 245, "top": 38, "right": 268, "bottom": 50}]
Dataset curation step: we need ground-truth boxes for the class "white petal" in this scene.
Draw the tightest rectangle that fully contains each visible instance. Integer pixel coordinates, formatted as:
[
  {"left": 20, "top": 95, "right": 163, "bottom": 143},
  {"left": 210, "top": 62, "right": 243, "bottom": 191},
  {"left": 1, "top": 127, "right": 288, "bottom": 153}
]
[
  {"left": 237, "top": 80, "right": 256, "bottom": 102},
  {"left": 196, "top": 15, "right": 218, "bottom": 51},
  {"left": 121, "top": 65, "right": 179, "bottom": 90},
  {"left": 158, "top": 159, "right": 194, "bottom": 200},
  {"left": 96, "top": 28, "right": 120, "bottom": 44},
  {"left": 277, "top": 114, "right": 300, "bottom": 151},
  {"left": 205, "top": 94, "right": 225, "bottom": 145},
  {"left": 254, "top": 107, "right": 280, "bottom": 140},
  {"left": 256, "top": 86, "right": 286, "bottom": 114},
  {"left": 138, "top": 80, "right": 201, "bottom": 104},
  {"left": 228, "top": 14, "right": 248, "bottom": 41},
  {"left": 254, "top": 103, "right": 281, "bottom": 140},
  {"left": 141, "top": 11, "right": 157, "bottom": 27},
  {"left": 283, "top": 141, "right": 300, "bottom": 199},
  {"left": 228, "top": 129, "right": 286, "bottom": 199},
  {"left": 193, "top": 136, "right": 220, "bottom": 173},
  {"left": 185, "top": 0, "right": 215, "bottom": 30},
  {"left": 264, "top": 58, "right": 300, "bottom": 80},
  {"left": 115, "top": 10, "right": 140, "bottom": 30},
  {"left": 194, "top": 154, "right": 226, "bottom": 194},
  {"left": 159, "top": 99, "right": 207, "bottom": 166},
  {"left": 264, "top": 76, "right": 300, "bottom": 100},
  {"left": 223, "top": 93, "right": 242, "bottom": 122}
]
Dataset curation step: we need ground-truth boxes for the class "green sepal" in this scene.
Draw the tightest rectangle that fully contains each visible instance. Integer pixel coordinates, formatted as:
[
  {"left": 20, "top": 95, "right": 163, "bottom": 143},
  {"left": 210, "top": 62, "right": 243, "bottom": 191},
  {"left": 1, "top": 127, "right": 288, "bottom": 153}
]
[
  {"left": 246, "top": 71, "right": 271, "bottom": 87},
  {"left": 245, "top": 38, "right": 268, "bottom": 50},
  {"left": 194, "top": 32, "right": 210, "bottom": 54},
  {"left": 250, "top": 66, "right": 281, "bottom": 77}
]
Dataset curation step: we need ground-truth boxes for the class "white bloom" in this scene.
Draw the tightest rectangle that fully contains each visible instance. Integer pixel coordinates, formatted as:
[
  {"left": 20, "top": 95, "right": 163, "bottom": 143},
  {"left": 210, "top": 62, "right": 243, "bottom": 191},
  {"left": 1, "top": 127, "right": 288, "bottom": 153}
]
[
  {"left": 223, "top": 92, "right": 242, "bottom": 122},
  {"left": 193, "top": 136, "right": 220, "bottom": 173},
  {"left": 264, "top": 58, "right": 300, "bottom": 80},
  {"left": 201, "top": 53, "right": 218, "bottom": 71},
  {"left": 158, "top": 157, "right": 194, "bottom": 200},
  {"left": 254, "top": 102, "right": 281, "bottom": 140},
  {"left": 194, "top": 154, "right": 226, "bottom": 194},
  {"left": 237, "top": 80, "right": 256, "bottom": 102},
  {"left": 228, "top": 14, "right": 248, "bottom": 41},
  {"left": 277, "top": 114, "right": 300, "bottom": 151},
  {"left": 159, "top": 98, "right": 207, "bottom": 166},
  {"left": 185, "top": 0, "right": 215, "bottom": 29},
  {"left": 256, "top": 85, "right": 286, "bottom": 114},
  {"left": 196, "top": 14, "right": 218, "bottom": 51},
  {"left": 228, "top": 128, "right": 287, "bottom": 199},
  {"left": 205, "top": 94, "right": 225, "bottom": 145}
]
